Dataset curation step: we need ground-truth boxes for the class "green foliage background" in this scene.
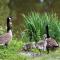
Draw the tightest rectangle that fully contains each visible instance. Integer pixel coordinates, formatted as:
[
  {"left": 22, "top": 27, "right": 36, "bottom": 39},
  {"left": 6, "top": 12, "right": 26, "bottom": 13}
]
[
  {"left": 0, "top": 0, "right": 10, "bottom": 25},
  {"left": 23, "top": 12, "right": 60, "bottom": 42},
  {"left": 0, "top": 0, "right": 60, "bottom": 60}
]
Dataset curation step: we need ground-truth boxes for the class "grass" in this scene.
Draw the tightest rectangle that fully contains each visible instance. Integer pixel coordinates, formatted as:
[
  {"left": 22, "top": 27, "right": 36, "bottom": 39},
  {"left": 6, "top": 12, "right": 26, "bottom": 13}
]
[
  {"left": 0, "top": 37, "right": 59, "bottom": 59},
  {"left": 0, "top": 39, "right": 27, "bottom": 60},
  {"left": 0, "top": 38, "right": 60, "bottom": 60},
  {"left": 0, "top": 12, "right": 60, "bottom": 60},
  {"left": 30, "top": 48, "right": 60, "bottom": 60},
  {"left": 23, "top": 12, "right": 60, "bottom": 42},
  {"left": 25, "top": 48, "right": 60, "bottom": 60}
]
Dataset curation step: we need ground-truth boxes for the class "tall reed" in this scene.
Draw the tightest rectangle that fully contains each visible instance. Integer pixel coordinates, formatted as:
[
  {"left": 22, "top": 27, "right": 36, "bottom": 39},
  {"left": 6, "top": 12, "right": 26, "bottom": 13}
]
[{"left": 23, "top": 12, "right": 60, "bottom": 42}]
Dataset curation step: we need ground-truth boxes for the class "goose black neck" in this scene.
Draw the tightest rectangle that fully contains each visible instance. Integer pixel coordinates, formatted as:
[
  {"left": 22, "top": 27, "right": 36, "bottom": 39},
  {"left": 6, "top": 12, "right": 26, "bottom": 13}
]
[
  {"left": 46, "top": 25, "right": 50, "bottom": 38},
  {"left": 7, "top": 18, "right": 12, "bottom": 32},
  {"left": 7, "top": 27, "right": 11, "bottom": 32}
]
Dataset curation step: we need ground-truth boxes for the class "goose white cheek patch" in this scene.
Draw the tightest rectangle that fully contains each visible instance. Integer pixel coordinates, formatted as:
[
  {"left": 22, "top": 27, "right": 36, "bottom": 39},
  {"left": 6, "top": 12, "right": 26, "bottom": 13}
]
[{"left": 9, "top": 17, "right": 12, "bottom": 20}]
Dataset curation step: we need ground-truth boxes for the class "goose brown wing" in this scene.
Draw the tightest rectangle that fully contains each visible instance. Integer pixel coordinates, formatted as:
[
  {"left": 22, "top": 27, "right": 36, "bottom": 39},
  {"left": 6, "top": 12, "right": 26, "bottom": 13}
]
[
  {"left": 0, "top": 33, "right": 11, "bottom": 44},
  {"left": 46, "top": 38, "right": 58, "bottom": 47}
]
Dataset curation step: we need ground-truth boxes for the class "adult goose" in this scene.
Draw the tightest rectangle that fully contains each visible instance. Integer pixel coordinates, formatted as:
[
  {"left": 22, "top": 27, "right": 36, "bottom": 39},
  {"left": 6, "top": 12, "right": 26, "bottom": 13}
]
[
  {"left": 35, "top": 24, "right": 59, "bottom": 54},
  {"left": 0, "top": 17, "right": 13, "bottom": 47},
  {"left": 45, "top": 24, "right": 59, "bottom": 53}
]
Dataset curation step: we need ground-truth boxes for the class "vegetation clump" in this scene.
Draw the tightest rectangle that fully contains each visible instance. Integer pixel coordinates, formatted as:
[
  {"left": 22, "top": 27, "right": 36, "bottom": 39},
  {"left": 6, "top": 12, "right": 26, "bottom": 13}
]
[{"left": 23, "top": 12, "right": 60, "bottom": 42}]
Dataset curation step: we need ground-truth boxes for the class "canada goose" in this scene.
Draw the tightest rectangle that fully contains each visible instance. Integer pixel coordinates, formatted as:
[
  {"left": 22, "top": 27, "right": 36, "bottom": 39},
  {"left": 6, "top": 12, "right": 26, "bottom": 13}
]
[
  {"left": 21, "top": 42, "right": 36, "bottom": 52},
  {"left": 45, "top": 24, "right": 59, "bottom": 53},
  {"left": 21, "top": 43, "right": 32, "bottom": 52},
  {"left": 34, "top": 36, "right": 47, "bottom": 54},
  {"left": 0, "top": 17, "right": 13, "bottom": 47}
]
